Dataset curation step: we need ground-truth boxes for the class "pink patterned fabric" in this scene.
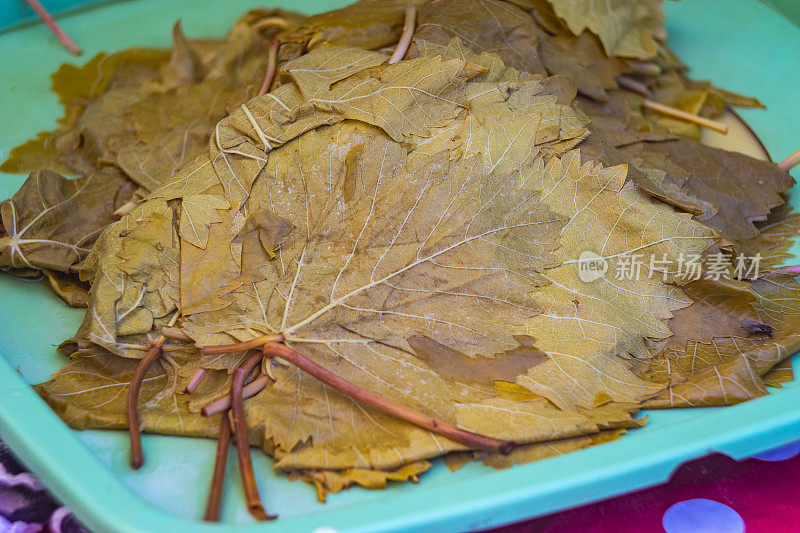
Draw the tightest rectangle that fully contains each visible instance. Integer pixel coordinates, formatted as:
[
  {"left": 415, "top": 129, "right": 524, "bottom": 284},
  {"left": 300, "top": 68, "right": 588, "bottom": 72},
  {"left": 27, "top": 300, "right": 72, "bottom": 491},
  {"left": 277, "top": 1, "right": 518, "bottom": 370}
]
[{"left": 489, "top": 441, "right": 800, "bottom": 533}]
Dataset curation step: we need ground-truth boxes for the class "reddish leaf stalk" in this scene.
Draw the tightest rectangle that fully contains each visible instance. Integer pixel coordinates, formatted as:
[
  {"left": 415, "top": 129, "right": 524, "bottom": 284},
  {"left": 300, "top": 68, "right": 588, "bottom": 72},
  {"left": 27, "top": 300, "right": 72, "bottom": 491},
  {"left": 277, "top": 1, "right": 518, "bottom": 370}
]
[
  {"left": 389, "top": 4, "right": 417, "bottom": 64},
  {"left": 643, "top": 99, "right": 729, "bottom": 134},
  {"left": 25, "top": 0, "right": 82, "bottom": 56},
  {"left": 127, "top": 313, "right": 180, "bottom": 469},
  {"left": 778, "top": 149, "right": 800, "bottom": 172},
  {"left": 127, "top": 344, "right": 163, "bottom": 470},
  {"left": 204, "top": 412, "right": 232, "bottom": 522},
  {"left": 201, "top": 375, "right": 271, "bottom": 416},
  {"left": 201, "top": 333, "right": 285, "bottom": 355},
  {"left": 258, "top": 39, "right": 280, "bottom": 97},
  {"left": 231, "top": 352, "right": 276, "bottom": 521},
  {"left": 262, "top": 343, "right": 517, "bottom": 455},
  {"left": 185, "top": 367, "right": 209, "bottom": 394}
]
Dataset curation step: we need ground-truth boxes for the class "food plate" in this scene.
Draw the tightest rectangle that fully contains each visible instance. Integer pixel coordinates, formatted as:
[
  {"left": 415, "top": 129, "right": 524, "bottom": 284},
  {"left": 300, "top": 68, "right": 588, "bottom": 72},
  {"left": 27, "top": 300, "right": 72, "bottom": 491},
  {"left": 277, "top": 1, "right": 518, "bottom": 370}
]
[{"left": 0, "top": 0, "right": 799, "bottom": 531}]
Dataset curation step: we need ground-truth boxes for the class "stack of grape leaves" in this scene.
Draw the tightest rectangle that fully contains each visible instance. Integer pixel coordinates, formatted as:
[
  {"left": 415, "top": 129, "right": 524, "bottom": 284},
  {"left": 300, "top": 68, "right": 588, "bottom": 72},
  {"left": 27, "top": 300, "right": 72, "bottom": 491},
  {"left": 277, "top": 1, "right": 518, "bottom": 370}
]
[{"left": 1, "top": 0, "right": 800, "bottom": 520}]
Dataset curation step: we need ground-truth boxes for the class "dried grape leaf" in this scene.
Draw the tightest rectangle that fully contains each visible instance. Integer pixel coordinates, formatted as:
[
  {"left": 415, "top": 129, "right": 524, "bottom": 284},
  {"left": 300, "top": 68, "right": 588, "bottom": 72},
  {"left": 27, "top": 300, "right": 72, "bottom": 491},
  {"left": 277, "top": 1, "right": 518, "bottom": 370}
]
[
  {"left": 763, "top": 359, "right": 794, "bottom": 389},
  {"left": 178, "top": 194, "right": 230, "bottom": 249},
  {"left": 289, "top": 461, "right": 432, "bottom": 503},
  {"left": 546, "top": 0, "right": 666, "bottom": 59},
  {"left": 617, "top": 139, "right": 795, "bottom": 254},
  {"left": 0, "top": 169, "right": 136, "bottom": 273},
  {"left": 287, "top": 0, "right": 426, "bottom": 51},
  {"left": 68, "top": 201, "right": 179, "bottom": 356},
  {"left": 44, "top": 270, "right": 91, "bottom": 308},
  {"left": 743, "top": 202, "right": 800, "bottom": 270},
  {"left": 36, "top": 346, "right": 221, "bottom": 436},
  {"left": 284, "top": 46, "right": 389, "bottom": 99},
  {"left": 415, "top": 0, "right": 548, "bottom": 77},
  {"left": 514, "top": 151, "right": 716, "bottom": 410},
  {"left": 510, "top": 0, "right": 624, "bottom": 101},
  {"left": 482, "top": 428, "right": 629, "bottom": 469},
  {"left": 642, "top": 274, "right": 800, "bottom": 407}
]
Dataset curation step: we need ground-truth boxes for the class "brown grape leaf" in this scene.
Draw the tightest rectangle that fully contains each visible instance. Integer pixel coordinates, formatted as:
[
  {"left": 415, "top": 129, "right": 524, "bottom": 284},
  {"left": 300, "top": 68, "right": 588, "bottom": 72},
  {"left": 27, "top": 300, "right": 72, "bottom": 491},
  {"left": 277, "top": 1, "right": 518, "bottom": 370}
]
[
  {"left": 641, "top": 273, "right": 800, "bottom": 407},
  {"left": 546, "top": 0, "right": 666, "bottom": 59},
  {"left": 616, "top": 140, "right": 795, "bottom": 255},
  {"left": 287, "top": 0, "right": 427, "bottom": 51},
  {"left": 0, "top": 169, "right": 136, "bottom": 273},
  {"left": 61, "top": 39, "right": 715, "bottom": 473},
  {"left": 415, "top": 0, "right": 551, "bottom": 78},
  {"left": 44, "top": 270, "right": 91, "bottom": 308},
  {"left": 744, "top": 202, "right": 800, "bottom": 270},
  {"left": 678, "top": 278, "right": 768, "bottom": 339},
  {"left": 508, "top": 0, "right": 625, "bottom": 101},
  {"left": 763, "top": 359, "right": 794, "bottom": 389}
]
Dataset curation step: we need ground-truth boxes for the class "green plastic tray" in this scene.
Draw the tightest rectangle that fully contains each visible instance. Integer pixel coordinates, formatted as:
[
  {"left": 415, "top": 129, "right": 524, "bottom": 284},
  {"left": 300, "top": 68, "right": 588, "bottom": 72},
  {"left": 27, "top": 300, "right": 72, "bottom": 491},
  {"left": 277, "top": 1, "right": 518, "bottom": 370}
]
[{"left": 1, "top": 0, "right": 799, "bottom": 531}]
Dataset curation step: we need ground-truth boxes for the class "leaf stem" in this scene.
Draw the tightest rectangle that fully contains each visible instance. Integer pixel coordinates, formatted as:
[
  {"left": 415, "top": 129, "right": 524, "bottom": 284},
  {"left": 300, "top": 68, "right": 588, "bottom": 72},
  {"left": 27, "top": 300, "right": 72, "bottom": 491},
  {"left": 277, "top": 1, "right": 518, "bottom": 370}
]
[
  {"left": 262, "top": 343, "right": 517, "bottom": 455},
  {"left": 185, "top": 367, "right": 209, "bottom": 394},
  {"left": 201, "top": 333, "right": 285, "bottom": 355},
  {"left": 258, "top": 39, "right": 280, "bottom": 97},
  {"left": 201, "top": 375, "right": 272, "bottom": 416},
  {"left": 204, "top": 412, "right": 232, "bottom": 522},
  {"left": 126, "top": 312, "right": 180, "bottom": 469},
  {"left": 253, "top": 17, "right": 290, "bottom": 31},
  {"left": 616, "top": 75, "right": 649, "bottom": 97},
  {"left": 389, "top": 4, "right": 417, "bottom": 64},
  {"left": 231, "top": 352, "right": 276, "bottom": 521},
  {"left": 25, "top": 0, "right": 82, "bottom": 56},
  {"left": 778, "top": 149, "right": 800, "bottom": 171},
  {"left": 112, "top": 198, "right": 139, "bottom": 220},
  {"left": 625, "top": 61, "right": 661, "bottom": 76},
  {"left": 643, "top": 100, "right": 729, "bottom": 134},
  {"left": 162, "top": 326, "right": 193, "bottom": 342},
  {"left": 127, "top": 344, "right": 162, "bottom": 470}
]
